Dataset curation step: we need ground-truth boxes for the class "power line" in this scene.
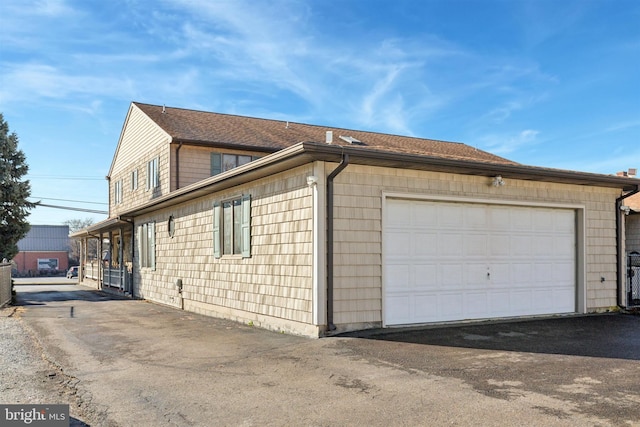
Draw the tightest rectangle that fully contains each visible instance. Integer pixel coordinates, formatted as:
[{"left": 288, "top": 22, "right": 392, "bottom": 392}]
[
  {"left": 27, "top": 175, "right": 105, "bottom": 181},
  {"left": 31, "top": 196, "right": 108, "bottom": 206},
  {"left": 36, "top": 203, "right": 108, "bottom": 215}
]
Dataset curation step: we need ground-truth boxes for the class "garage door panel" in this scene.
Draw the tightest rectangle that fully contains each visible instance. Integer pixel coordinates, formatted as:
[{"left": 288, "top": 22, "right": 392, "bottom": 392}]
[
  {"left": 439, "top": 233, "right": 463, "bottom": 256},
  {"left": 385, "top": 264, "right": 410, "bottom": 291},
  {"left": 464, "top": 292, "right": 488, "bottom": 316},
  {"left": 554, "top": 237, "right": 575, "bottom": 257},
  {"left": 489, "top": 234, "right": 511, "bottom": 256},
  {"left": 438, "top": 205, "right": 463, "bottom": 227},
  {"left": 413, "top": 203, "right": 439, "bottom": 226},
  {"left": 413, "top": 295, "right": 439, "bottom": 322},
  {"left": 465, "top": 206, "right": 488, "bottom": 229},
  {"left": 386, "top": 295, "right": 412, "bottom": 324},
  {"left": 464, "top": 234, "right": 488, "bottom": 256},
  {"left": 438, "top": 293, "right": 463, "bottom": 319},
  {"left": 511, "top": 234, "right": 533, "bottom": 256},
  {"left": 384, "top": 199, "right": 576, "bottom": 326},
  {"left": 414, "top": 264, "right": 438, "bottom": 287},
  {"left": 413, "top": 232, "right": 438, "bottom": 256}
]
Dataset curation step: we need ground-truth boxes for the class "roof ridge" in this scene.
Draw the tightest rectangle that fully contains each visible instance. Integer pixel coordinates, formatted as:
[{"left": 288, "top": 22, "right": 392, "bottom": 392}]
[{"left": 132, "top": 101, "right": 465, "bottom": 146}]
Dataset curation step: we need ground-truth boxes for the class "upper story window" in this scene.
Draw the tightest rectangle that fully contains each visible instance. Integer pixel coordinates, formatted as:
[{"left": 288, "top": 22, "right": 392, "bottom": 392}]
[
  {"left": 114, "top": 180, "right": 123, "bottom": 204},
  {"left": 146, "top": 157, "right": 159, "bottom": 190},
  {"left": 131, "top": 169, "right": 138, "bottom": 191},
  {"left": 211, "top": 153, "right": 261, "bottom": 176}
]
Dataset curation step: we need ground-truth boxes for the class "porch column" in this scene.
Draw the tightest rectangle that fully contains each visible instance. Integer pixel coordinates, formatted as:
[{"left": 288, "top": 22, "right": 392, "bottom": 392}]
[{"left": 119, "top": 227, "right": 124, "bottom": 292}]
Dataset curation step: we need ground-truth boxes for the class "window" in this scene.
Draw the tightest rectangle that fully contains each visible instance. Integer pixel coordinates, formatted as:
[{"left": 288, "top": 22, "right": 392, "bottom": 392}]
[
  {"left": 213, "top": 195, "right": 251, "bottom": 258},
  {"left": 210, "top": 153, "right": 260, "bottom": 176},
  {"left": 131, "top": 169, "right": 138, "bottom": 191},
  {"left": 137, "top": 222, "right": 156, "bottom": 269},
  {"left": 114, "top": 180, "right": 123, "bottom": 204},
  {"left": 146, "top": 157, "right": 159, "bottom": 190}
]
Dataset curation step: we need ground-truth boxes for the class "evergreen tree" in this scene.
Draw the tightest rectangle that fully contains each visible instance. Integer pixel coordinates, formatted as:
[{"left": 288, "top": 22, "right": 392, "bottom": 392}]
[{"left": 0, "top": 113, "right": 37, "bottom": 260}]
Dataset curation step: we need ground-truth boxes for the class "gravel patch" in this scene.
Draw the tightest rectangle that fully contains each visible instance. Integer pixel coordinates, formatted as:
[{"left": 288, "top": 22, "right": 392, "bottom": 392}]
[{"left": 0, "top": 307, "right": 91, "bottom": 426}]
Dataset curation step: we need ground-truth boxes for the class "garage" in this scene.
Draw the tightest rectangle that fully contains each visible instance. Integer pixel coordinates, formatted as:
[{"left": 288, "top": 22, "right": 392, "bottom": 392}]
[{"left": 383, "top": 198, "right": 577, "bottom": 326}]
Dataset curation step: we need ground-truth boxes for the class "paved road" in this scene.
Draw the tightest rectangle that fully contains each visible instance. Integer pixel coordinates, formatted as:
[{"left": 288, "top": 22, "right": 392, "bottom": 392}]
[{"left": 2, "top": 282, "right": 640, "bottom": 426}]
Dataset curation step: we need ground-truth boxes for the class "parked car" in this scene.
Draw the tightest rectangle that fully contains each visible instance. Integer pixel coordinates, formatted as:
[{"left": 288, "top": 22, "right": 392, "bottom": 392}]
[{"left": 66, "top": 266, "right": 79, "bottom": 279}]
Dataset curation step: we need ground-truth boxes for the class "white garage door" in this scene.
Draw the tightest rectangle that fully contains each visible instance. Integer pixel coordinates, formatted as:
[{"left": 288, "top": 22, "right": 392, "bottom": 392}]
[{"left": 384, "top": 199, "right": 576, "bottom": 325}]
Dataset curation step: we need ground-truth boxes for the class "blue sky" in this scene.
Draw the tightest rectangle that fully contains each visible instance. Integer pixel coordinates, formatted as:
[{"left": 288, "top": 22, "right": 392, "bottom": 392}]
[{"left": 1, "top": 0, "right": 639, "bottom": 225}]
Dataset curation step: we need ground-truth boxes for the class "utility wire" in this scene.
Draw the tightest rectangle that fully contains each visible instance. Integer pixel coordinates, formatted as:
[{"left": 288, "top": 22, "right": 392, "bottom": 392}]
[
  {"left": 31, "top": 196, "right": 108, "bottom": 206},
  {"left": 27, "top": 175, "right": 105, "bottom": 181},
  {"left": 36, "top": 203, "right": 108, "bottom": 215}
]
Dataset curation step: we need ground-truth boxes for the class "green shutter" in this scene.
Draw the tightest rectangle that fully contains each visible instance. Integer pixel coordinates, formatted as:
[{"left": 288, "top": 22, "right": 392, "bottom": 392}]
[
  {"left": 211, "top": 153, "right": 222, "bottom": 176},
  {"left": 150, "top": 222, "right": 156, "bottom": 271},
  {"left": 136, "top": 224, "right": 142, "bottom": 268},
  {"left": 241, "top": 194, "right": 251, "bottom": 258},
  {"left": 213, "top": 202, "right": 221, "bottom": 258}
]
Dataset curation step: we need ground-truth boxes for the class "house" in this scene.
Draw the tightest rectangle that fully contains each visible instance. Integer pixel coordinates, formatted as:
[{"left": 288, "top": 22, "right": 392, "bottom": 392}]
[
  {"left": 618, "top": 169, "right": 640, "bottom": 305},
  {"left": 14, "top": 225, "right": 70, "bottom": 276},
  {"left": 71, "top": 102, "right": 640, "bottom": 337},
  {"left": 619, "top": 169, "right": 640, "bottom": 252}
]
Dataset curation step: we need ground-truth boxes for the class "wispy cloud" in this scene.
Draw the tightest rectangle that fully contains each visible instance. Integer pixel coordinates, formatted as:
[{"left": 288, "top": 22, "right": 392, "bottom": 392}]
[
  {"left": 605, "top": 119, "right": 640, "bottom": 133},
  {"left": 479, "top": 129, "right": 541, "bottom": 155}
]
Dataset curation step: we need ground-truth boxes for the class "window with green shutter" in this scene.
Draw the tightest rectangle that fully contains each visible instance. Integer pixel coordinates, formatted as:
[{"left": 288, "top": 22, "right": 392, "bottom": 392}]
[{"left": 213, "top": 195, "right": 251, "bottom": 258}]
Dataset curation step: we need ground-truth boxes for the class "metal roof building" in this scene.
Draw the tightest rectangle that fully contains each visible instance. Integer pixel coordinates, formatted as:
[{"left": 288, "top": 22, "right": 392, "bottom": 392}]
[{"left": 17, "top": 225, "right": 70, "bottom": 252}]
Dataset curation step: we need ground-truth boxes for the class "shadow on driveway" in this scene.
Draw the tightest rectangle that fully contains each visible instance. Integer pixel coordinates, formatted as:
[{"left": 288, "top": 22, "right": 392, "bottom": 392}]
[{"left": 342, "top": 314, "right": 640, "bottom": 361}]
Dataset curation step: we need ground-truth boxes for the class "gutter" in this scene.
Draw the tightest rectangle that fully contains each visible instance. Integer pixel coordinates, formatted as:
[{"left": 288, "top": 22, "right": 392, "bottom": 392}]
[
  {"left": 326, "top": 152, "right": 349, "bottom": 333},
  {"left": 616, "top": 184, "right": 640, "bottom": 308}
]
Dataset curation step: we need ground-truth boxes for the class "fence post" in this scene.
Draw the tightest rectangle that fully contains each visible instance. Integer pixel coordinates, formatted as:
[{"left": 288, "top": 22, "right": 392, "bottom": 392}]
[{"left": 0, "top": 259, "right": 13, "bottom": 308}]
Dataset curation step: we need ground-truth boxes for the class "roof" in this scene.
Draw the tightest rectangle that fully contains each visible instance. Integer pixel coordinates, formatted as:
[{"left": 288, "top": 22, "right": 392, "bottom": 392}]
[
  {"left": 133, "top": 102, "right": 516, "bottom": 165},
  {"left": 17, "top": 225, "right": 70, "bottom": 252},
  {"left": 625, "top": 192, "right": 640, "bottom": 212},
  {"left": 100, "top": 141, "right": 639, "bottom": 220}
]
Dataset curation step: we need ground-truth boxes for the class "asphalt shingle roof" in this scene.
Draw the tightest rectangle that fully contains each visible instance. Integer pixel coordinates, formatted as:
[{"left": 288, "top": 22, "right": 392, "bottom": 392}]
[{"left": 134, "top": 102, "right": 516, "bottom": 165}]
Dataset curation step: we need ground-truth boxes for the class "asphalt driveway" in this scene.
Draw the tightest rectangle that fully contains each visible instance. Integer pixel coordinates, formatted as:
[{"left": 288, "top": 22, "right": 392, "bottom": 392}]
[{"left": 3, "top": 281, "right": 640, "bottom": 426}]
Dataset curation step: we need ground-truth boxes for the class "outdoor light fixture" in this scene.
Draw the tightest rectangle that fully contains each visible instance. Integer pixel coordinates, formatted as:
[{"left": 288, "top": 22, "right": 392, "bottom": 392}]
[{"left": 492, "top": 175, "right": 505, "bottom": 187}]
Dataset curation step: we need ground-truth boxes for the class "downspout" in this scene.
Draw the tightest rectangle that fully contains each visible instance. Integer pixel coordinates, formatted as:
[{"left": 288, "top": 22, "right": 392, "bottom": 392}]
[
  {"left": 175, "top": 142, "right": 183, "bottom": 190},
  {"left": 326, "top": 152, "right": 349, "bottom": 332},
  {"left": 616, "top": 185, "right": 640, "bottom": 308}
]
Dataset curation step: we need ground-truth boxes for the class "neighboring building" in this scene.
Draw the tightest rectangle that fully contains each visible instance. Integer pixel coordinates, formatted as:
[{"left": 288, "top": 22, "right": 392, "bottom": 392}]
[
  {"left": 617, "top": 169, "right": 640, "bottom": 306},
  {"left": 72, "top": 102, "right": 640, "bottom": 337},
  {"left": 619, "top": 169, "right": 640, "bottom": 252},
  {"left": 14, "top": 225, "right": 70, "bottom": 276}
]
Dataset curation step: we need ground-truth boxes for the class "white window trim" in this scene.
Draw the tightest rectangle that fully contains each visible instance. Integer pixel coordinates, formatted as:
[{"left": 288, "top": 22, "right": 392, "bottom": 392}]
[
  {"left": 137, "top": 221, "right": 156, "bottom": 270},
  {"left": 146, "top": 157, "right": 159, "bottom": 190},
  {"left": 114, "top": 180, "right": 123, "bottom": 205},
  {"left": 131, "top": 169, "right": 138, "bottom": 191}
]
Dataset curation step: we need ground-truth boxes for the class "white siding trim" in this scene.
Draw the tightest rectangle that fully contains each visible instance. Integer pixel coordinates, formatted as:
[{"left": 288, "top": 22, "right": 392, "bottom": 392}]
[{"left": 312, "top": 161, "right": 327, "bottom": 326}]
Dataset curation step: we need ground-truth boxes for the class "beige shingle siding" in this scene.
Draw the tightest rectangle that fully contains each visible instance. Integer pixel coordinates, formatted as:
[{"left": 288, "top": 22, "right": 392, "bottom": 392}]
[
  {"left": 109, "top": 105, "right": 171, "bottom": 216},
  {"left": 330, "top": 164, "right": 622, "bottom": 327},
  {"left": 175, "top": 146, "right": 266, "bottom": 189},
  {"left": 134, "top": 166, "right": 316, "bottom": 334}
]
